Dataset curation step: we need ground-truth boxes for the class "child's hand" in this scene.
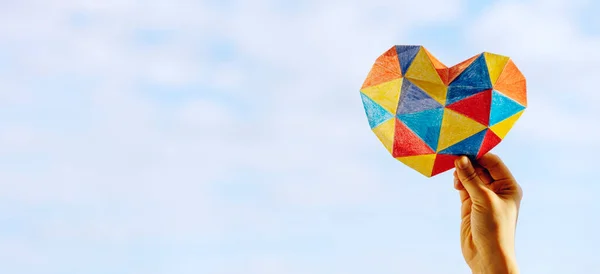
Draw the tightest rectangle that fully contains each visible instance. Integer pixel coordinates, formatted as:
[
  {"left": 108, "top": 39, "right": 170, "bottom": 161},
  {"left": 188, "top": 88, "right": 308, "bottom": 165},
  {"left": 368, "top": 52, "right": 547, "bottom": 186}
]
[{"left": 453, "top": 153, "right": 523, "bottom": 274}]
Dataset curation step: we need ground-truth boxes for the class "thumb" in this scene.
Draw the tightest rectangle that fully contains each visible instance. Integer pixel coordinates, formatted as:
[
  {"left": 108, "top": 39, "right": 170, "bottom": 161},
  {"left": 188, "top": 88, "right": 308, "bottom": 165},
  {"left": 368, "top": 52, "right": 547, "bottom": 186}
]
[{"left": 454, "top": 156, "right": 492, "bottom": 201}]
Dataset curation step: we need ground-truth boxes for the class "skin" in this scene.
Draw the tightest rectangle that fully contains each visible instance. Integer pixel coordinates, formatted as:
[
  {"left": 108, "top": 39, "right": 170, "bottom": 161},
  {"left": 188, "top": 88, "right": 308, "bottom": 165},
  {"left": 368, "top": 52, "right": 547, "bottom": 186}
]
[{"left": 453, "top": 153, "right": 523, "bottom": 274}]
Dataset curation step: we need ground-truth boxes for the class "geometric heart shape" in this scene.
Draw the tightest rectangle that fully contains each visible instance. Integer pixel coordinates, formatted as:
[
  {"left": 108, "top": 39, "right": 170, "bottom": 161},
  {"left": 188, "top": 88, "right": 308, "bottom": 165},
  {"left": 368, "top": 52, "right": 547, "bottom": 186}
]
[{"left": 360, "top": 45, "right": 527, "bottom": 177}]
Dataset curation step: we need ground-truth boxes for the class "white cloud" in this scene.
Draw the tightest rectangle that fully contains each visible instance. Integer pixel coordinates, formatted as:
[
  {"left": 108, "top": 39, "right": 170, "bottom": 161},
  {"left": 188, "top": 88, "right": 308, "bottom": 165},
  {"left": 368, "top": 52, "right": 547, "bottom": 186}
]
[
  {"left": 0, "top": 0, "right": 463, "bottom": 258},
  {"left": 1, "top": 0, "right": 598, "bottom": 273}
]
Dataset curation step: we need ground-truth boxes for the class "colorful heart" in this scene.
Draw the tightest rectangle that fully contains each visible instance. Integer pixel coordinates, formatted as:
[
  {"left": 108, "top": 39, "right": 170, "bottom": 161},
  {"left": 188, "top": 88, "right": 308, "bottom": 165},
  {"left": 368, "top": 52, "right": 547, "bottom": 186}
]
[{"left": 360, "top": 45, "right": 527, "bottom": 177}]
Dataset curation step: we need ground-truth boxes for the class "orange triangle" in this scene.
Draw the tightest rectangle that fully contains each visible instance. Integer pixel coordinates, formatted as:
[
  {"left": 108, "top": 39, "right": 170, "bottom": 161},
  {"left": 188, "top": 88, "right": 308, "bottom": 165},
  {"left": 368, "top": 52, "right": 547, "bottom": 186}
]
[
  {"left": 423, "top": 47, "right": 449, "bottom": 85},
  {"left": 448, "top": 54, "right": 479, "bottom": 84},
  {"left": 436, "top": 68, "right": 449, "bottom": 86},
  {"left": 361, "top": 47, "right": 403, "bottom": 89},
  {"left": 493, "top": 59, "right": 527, "bottom": 106}
]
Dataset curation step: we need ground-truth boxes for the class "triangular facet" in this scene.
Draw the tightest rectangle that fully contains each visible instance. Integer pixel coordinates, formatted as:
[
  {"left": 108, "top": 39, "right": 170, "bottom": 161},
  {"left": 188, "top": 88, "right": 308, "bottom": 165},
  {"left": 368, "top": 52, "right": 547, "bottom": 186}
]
[
  {"left": 361, "top": 92, "right": 393, "bottom": 129},
  {"left": 396, "top": 45, "right": 421, "bottom": 75},
  {"left": 446, "top": 89, "right": 492, "bottom": 126},
  {"left": 398, "top": 108, "right": 444, "bottom": 152},
  {"left": 396, "top": 154, "right": 436, "bottom": 177},
  {"left": 494, "top": 59, "right": 527, "bottom": 106},
  {"left": 439, "top": 129, "right": 487, "bottom": 159},
  {"left": 396, "top": 79, "right": 443, "bottom": 115},
  {"left": 495, "top": 80, "right": 526, "bottom": 107},
  {"left": 448, "top": 54, "right": 478, "bottom": 83},
  {"left": 477, "top": 129, "right": 502, "bottom": 158},
  {"left": 447, "top": 54, "right": 493, "bottom": 105},
  {"left": 392, "top": 118, "right": 435, "bottom": 157},
  {"left": 490, "top": 110, "right": 524, "bottom": 139},
  {"left": 372, "top": 118, "right": 396, "bottom": 154},
  {"left": 484, "top": 52, "right": 510, "bottom": 85},
  {"left": 489, "top": 90, "right": 526, "bottom": 126},
  {"left": 423, "top": 47, "right": 449, "bottom": 85},
  {"left": 432, "top": 154, "right": 460, "bottom": 176},
  {"left": 361, "top": 47, "right": 403, "bottom": 89},
  {"left": 405, "top": 47, "right": 444, "bottom": 86},
  {"left": 407, "top": 78, "right": 447, "bottom": 106},
  {"left": 437, "top": 109, "right": 487, "bottom": 151},
  {"left": 360, "top": 78, "right": 403, "bottom": 114}
]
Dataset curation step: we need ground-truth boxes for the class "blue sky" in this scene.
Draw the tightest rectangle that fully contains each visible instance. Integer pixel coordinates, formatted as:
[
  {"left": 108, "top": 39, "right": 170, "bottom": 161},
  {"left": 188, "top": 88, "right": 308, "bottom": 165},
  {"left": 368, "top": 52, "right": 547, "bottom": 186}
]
[{"left": 0, "top": 0, "right": 599, "bottom": 273}]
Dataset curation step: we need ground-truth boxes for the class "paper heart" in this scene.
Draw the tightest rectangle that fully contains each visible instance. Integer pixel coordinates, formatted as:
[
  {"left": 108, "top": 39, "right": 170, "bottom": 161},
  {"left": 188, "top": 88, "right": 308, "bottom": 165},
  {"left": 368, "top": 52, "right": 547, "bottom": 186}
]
[{"left": 359, "top": 45, "right": 527, "bottom": 177}]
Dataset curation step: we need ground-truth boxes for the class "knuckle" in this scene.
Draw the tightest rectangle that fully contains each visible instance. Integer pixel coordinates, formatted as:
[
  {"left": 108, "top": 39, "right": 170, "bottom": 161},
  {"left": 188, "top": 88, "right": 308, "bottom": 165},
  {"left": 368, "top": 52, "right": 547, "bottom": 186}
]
[
  {"left": 488, "top": 153, "right": 501, "bottom": 161},
  {"left": 486, "top": 158, "right": 502, "bottom": 170},
  {"left": 517, "top": 184, "right": 524, "bottom": 197},
  {"left": 480, "top": 153, "right": 503, "bottom": 168},
  {"left": 462, "top": 169, "right": 479, "bottom": 183}
]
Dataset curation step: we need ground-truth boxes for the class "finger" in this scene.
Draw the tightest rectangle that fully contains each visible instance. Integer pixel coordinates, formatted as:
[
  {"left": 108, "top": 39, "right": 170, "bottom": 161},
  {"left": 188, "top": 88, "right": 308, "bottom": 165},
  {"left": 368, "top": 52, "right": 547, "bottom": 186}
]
[
  {"left": 474, "top": 165, "right": 493, "bottom": 185},
  {"left": 460, "top": 195, "right": 472, "bottom": 219},
  {"left": 456, "top": 174, "right": 471, "bottom": 219},
  {"left": 459, "top": 188, "right": 469, "bottom": 203},
  {"left": 453, "top": 171, "right": 465, "bottom": 190},
  {"left": 455, "top": 173, "right": 470, "bottom": 203},
  {"left": 489, "top": 178, "right": 523, "bottom": 200},
  {"left": 477, "top": 153, "right": 514, "bottom": 181},
  {"left": 455, "top": 156, "right": 491, "bottom": 200}
]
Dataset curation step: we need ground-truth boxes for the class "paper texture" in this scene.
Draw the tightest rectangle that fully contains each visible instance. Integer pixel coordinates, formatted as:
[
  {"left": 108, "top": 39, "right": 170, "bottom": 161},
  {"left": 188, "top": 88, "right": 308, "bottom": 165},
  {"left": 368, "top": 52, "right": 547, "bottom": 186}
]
[{"left": 360, "top": 46, "right": 527, "bottom": 177}]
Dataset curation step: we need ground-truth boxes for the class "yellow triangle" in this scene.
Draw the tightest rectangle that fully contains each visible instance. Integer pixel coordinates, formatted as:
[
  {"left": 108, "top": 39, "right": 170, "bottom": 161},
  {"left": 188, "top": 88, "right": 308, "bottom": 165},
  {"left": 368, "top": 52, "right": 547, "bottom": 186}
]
[
  {"left": 372, "top": 118, "right": 396, "bottom": 154},
  {"left": 490, "top": 110, "right": 524, "bottom": 139},
  {"left": 409, "top": 78, "right": 447, "bottom": 105},
  {"left": 484, "top": 52, "right": 510, "bottom": 85},
  {"left": 360, "top": 78, "right": 403, "bottom": 114},
  {"left": 437, "top": 109, "right": 487, "bottom": 151},
  {"left": 396, "top": 154, "right": 436, "bottom": 177},
  {"left": 404, "top": 47, "right": 444, "bottom": 86}
]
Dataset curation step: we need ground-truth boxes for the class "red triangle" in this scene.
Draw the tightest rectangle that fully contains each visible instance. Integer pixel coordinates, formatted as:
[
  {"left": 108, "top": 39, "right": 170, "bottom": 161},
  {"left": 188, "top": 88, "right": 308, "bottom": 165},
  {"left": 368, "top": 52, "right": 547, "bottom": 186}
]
[
  {"left": 392, "top": 118, "right": 435, "bottom": 157},
  {"left": 477, "top": 130, "right": 502, "bottom": 158},
  {"left": 446, "top": 89, "right": 492, "bottom": 126},
  {"left": 431, "top": 154, "right": 459, "bottom": 176}
]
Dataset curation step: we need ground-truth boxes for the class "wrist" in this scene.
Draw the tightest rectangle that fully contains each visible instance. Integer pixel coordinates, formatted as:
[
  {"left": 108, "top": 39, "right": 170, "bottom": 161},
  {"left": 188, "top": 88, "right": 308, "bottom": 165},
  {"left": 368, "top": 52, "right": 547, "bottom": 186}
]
[
  {"left": 474, "top": 248, "right": 519, "bottom": 274},
  {"left": 479, "top": 256, "right": 518, "bottom": 274}
]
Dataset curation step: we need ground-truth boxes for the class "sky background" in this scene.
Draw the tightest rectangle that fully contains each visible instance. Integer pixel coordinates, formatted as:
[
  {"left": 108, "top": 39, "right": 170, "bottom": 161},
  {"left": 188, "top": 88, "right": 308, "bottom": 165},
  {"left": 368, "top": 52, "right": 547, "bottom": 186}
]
[{"left": 0, "top": 0, "right": 599, "bottom": 273}]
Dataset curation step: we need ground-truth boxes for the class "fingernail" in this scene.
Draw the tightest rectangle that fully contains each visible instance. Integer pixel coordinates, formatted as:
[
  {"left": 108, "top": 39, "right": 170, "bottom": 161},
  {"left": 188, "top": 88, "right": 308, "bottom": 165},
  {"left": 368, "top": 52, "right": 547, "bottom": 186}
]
[{"left": 457, "top": 156, "right": 469, "bottom": 169}]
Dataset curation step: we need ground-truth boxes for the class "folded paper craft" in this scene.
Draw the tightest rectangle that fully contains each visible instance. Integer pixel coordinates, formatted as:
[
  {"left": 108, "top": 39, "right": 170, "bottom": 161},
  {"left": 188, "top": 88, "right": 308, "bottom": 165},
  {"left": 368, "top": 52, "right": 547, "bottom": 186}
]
[{"left": 360, "top": 45, "right": 527, "bottom": 177}]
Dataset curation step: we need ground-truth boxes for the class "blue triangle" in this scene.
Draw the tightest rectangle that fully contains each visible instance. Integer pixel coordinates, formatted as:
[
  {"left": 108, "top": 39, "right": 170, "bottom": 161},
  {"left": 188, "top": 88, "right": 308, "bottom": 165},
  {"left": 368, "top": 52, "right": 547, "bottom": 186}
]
[
  {"left": 397, "top": 108, "right": 444, "bottom": 151},
  {"left": 396, "top": 45, "right": 421, "bottom": 75},
  {"left": 447, "top": 54, "right": 493, "bottom": 105},
  {"left": 439, "top": 129, "right": 487, "bottom": 159},
  {"left": 489, "top": 90, "right": 526, "bottom": 126},
  {"left": 361, "top": 92, "right": 393, "bottom": 128},
  {"left": 396, "top": 79, "right": 443, "bottom": 115}
]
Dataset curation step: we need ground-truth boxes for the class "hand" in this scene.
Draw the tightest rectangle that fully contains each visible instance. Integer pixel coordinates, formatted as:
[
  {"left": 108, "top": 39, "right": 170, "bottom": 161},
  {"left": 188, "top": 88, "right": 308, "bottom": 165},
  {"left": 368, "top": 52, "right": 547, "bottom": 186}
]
[{"left": 453, "top": 153, "right": 523, "bottom": 274}]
